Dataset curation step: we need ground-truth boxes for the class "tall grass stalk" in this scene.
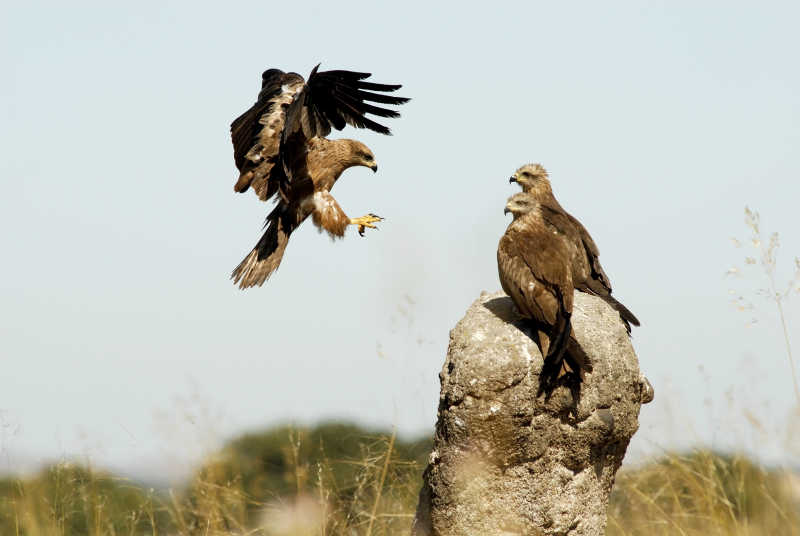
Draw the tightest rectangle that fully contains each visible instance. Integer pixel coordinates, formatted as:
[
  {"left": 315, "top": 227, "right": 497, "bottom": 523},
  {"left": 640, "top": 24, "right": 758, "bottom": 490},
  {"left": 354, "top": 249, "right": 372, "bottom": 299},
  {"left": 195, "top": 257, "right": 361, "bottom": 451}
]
[
  {"left": 737, "top": 206, "right": 800, "bottom": 405},
  {"left": 365, "top": 428, "right": 395, "bottom": 536}
]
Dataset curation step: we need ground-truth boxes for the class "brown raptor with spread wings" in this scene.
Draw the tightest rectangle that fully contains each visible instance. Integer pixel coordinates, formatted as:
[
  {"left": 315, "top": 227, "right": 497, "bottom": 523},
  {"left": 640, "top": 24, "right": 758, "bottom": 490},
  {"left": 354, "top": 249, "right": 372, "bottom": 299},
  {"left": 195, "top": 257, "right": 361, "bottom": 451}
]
[{"left": 229, "top": 65, "right": 408, "bottom": 289}]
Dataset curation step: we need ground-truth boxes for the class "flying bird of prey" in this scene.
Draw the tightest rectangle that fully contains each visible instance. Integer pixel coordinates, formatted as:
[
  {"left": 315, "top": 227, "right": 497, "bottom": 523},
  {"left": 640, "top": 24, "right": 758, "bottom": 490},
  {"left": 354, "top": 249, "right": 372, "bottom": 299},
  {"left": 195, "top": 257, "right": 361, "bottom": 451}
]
[
  {"left": 229, "top": 65, "right": 409, "bottom": 288},
  {"left": 509, "top": 163, "right": 639, "bottom": 332},
  {"left": 497, "top": 193, "right": 586, "bottom": 392}
]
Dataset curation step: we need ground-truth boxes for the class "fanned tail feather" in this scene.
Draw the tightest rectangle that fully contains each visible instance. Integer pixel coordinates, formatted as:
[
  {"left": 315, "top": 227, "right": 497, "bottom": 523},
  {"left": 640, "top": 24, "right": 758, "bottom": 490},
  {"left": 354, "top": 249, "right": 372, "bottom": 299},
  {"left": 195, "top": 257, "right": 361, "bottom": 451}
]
[
  {"left": 231, "top": 209, "right": 294, "bottom": 289},
  {"left": 600, "top": 295, "right": 640, "bottom": 333}
]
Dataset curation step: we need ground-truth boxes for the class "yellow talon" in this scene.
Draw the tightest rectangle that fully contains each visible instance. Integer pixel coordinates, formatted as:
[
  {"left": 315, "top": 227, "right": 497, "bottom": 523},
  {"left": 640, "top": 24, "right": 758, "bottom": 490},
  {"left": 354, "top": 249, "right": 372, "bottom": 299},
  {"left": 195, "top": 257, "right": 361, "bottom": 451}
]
[{"left": 350, "top": 213, "right": 384, "bottom": 236}]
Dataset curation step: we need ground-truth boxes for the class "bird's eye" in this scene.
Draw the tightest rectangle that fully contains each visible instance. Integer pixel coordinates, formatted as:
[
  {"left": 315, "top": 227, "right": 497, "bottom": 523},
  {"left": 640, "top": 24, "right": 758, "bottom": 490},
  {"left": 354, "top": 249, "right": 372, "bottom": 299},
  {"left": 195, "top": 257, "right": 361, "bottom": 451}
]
[{"left": 364, "top": 153, "right": 373, "bottom": 160}]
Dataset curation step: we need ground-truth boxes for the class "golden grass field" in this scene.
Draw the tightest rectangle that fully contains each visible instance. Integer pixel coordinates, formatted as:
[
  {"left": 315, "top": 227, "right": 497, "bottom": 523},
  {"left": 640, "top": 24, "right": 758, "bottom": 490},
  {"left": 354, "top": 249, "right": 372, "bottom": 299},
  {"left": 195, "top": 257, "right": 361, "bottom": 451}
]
[{"left": 1, "top": 424, "right": 798, "bottom": 536}]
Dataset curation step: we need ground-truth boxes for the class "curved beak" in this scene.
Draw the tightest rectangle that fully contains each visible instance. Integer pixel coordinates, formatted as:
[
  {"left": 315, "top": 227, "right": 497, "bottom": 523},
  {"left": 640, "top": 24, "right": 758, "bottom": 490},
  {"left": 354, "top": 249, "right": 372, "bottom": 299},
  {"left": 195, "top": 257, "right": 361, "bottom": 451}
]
[
  {"left": 503, "top": 207, "right": 511, "bottom": 215},
  {"left": 371, "top": 163, "right": 378, "bottom": 172},
  {"left": 509, "top": 175, "right": 517, "bottom": 184}
]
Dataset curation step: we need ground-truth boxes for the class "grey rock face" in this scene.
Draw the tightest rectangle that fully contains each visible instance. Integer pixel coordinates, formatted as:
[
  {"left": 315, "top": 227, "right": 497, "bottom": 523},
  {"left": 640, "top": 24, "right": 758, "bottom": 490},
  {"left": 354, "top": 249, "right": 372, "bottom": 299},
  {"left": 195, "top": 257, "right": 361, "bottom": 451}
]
[{"left": 412, "top": 291, "right": 652, "bottom": 536}]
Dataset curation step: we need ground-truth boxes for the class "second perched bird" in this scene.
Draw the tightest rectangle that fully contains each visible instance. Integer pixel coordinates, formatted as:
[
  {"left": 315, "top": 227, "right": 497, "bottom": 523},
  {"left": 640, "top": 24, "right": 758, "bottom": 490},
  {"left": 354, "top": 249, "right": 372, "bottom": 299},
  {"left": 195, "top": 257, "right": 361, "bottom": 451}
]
[{"left": 509, "top": 163, "right": 639, "bottom": 331}]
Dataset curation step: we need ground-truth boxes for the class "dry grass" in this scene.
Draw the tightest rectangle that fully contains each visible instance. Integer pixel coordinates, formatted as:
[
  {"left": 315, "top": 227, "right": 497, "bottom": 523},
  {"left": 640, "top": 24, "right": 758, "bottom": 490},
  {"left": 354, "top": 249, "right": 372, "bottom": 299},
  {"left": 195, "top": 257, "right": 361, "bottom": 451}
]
[
  {"left": 0, "top": 462, "right": 166, "bottom": 536},
  {"left": 2, "top": 437, "right": 798, "bottom": 536},
  {"left": 173, "top": 427, "right": 421, "bottom": 536},
  {"left": 607, "top": 451, "right": 800, "bottom": 536}
]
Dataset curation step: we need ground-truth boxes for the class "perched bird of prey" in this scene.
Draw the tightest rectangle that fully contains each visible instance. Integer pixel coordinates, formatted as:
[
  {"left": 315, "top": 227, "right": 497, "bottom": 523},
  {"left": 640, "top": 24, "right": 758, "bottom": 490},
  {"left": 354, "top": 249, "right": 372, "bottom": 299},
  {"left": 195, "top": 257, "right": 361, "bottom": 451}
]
[
  {"left": 229, "top": 65, "right": 409, "bottom": 288},
  {"left": 509, "top": 163, "right": 639, "bottom": 332},
  {"left": 498, "top": 193, "right": 586, "bottom": 392}
]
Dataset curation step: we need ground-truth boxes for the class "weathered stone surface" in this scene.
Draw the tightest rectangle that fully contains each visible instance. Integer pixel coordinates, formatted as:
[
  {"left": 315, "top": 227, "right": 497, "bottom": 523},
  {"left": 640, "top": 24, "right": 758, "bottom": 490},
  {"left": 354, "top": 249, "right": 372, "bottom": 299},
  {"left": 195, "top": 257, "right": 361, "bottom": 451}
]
[{"left": 412, "top": 291, "right": 652, "bottom": 536}]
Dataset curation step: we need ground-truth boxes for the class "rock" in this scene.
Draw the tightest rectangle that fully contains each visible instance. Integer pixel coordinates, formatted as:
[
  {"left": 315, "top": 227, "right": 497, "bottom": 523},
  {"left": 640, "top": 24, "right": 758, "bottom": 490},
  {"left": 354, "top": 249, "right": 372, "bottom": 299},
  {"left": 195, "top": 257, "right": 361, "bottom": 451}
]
[{"left": 411, "top": 291, "right": 652, "bottom": 536}]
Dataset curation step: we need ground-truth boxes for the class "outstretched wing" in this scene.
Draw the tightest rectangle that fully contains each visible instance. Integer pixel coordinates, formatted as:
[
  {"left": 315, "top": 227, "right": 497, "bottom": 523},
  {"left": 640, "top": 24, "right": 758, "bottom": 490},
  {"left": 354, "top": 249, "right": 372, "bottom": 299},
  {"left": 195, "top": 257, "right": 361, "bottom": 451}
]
[
  {"left": 287, "top": 64, "right": 410, "bottom": 139},
  {"left": 231, "top": 65, "right": 409, "bottom": 203},
  {"left": 278, "top": 65, "right": 409, "bottom": 200},
  {"left": 230, "top": 69, "right": 305, "bottom": 200}
]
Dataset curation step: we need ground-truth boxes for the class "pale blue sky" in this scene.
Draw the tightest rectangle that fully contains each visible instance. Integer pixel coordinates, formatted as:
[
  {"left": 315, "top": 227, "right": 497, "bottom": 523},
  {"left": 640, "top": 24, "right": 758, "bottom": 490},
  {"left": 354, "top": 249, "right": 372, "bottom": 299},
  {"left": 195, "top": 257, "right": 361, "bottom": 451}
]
[{"left": 2, "top": 1, "right": 799, "bottom": 483}]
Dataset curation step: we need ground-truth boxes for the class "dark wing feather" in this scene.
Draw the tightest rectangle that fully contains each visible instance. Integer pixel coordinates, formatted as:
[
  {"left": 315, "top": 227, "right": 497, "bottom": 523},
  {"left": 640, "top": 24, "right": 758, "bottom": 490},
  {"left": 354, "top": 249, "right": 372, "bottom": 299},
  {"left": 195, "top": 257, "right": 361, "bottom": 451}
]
[
  {"left": 331, "top": 89, "right": 400, "bottom": 119},
  {"left": 277, "top": 84, "right": 329, "bottom": 201},
  {"left": 285, "top": 82, "right": 332, "bottom": 140},
  {"left": 539, "top": 204, "right": 640, "bottom": 330},
  {"left": 351, "top": 88, "right": 409, "bottom": 106},
  {"left": 276, "top": 65, "right": 409, "bottom": 198},
  {"left": 230, "top": 108, "right": 258, "bottom": 171},
  {"left": 568, "top": 213, "right": 613, "bottom": 292},
  {"left": 230, "top": 69, "right": 286, "bottom": 171},
  {"left": 230, "top": 70, "right": 304, "bottom": 200},
  {"left": 538, "top": 202, "right": 613, "bottom": 294},
  {"left": 232, "top": 64, "right": 409, "bottom": 202},
  {"left": 305, "top": 65, "right": 410, "bottom": 135}
]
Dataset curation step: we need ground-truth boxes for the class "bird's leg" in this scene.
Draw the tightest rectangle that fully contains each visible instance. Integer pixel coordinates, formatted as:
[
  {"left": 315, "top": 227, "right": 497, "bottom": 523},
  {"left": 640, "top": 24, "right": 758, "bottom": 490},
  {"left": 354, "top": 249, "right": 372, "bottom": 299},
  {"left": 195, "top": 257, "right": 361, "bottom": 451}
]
[
  {"left": 349, "top": 213, "right": 384, "bottom": 237},
  {"left": 536, "top": 329, "right": 551, "bottom": 359}
]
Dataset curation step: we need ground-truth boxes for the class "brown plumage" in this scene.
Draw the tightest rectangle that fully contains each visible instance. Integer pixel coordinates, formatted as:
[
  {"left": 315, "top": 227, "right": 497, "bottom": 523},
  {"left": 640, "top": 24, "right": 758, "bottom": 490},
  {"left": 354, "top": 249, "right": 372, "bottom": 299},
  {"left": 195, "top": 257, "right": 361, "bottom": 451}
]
[
  {"left": 498, "top": 193, "right": 587, "bottom": 393},
  {"left": 229, "top": 65, "right": 408, "bottom": 289},
  {"left": 231, "top": 139, "right": 382, "bottom": 288},
  {"left": 509, "top": 163, "right": 640, "bottom": 332}
]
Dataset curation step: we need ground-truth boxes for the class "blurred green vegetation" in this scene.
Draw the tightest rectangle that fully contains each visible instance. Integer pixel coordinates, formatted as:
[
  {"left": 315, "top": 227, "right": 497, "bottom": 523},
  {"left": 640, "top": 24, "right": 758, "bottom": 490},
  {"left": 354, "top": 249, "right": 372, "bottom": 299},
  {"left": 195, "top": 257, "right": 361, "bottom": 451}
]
[
  {"left": 0, "top": 462, "right": 169, "bottom": 535},
  {"left": 203, "top": 422, "right": 431, "bottom": 500},
  {"left": 1, "top": 421, "right": 797, "bottom": 535},
  {"left": 0, "top": 422, "right": 431, "bottom": 535}
]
